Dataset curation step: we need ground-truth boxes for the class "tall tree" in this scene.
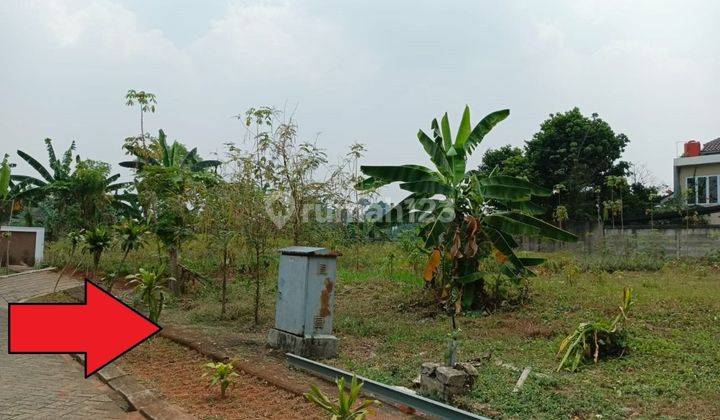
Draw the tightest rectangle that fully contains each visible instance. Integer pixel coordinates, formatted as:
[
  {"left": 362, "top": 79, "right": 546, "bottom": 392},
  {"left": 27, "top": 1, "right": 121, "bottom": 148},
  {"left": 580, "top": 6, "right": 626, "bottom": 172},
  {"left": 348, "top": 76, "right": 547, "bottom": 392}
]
[
  {"left": 125, "top": 89, "right": 157, "bottom": 149},
  {"left": 236, "top": 107, "right": 328, "bottom": 245},
  {"left": 478, "top": 145, "right": 527, "bottom": 178},
  {"left": 524, "top": 108, "right": 630, "bottom": 221}
]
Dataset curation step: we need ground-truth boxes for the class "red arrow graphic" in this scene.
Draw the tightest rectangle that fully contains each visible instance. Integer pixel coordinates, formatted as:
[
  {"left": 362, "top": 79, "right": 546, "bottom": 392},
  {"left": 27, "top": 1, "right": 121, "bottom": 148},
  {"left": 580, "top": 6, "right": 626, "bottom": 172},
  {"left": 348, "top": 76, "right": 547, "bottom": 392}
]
[{"left": 8, "top": 279, "right": 161, "bottom": 377}]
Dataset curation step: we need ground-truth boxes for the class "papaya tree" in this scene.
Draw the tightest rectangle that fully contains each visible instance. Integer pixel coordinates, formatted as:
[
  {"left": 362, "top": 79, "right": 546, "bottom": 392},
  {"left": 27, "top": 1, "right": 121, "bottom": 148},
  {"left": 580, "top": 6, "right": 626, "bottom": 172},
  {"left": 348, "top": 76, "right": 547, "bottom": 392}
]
[{"left": 357, "top": 106, "right": 577, "bottom": 312}]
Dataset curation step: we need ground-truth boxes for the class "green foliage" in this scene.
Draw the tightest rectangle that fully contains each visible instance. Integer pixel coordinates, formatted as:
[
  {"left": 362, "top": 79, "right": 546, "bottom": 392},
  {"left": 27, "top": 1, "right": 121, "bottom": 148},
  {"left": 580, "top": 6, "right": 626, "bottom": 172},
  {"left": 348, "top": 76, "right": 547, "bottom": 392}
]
[
  {"left": 203, "top": 362, "right": 238, "bottom": 399},
  {"left": 553, "top": 205, "right": 569, "bottom": 228},
  {"left": 357, "top": 106, "right": 576, "bottom": 312},
  {"left": 124, "top": 130, "right": 220, "bottom": 292},
  {"left": 556, "top": 287, "right": 635, "bottom": 372},
  {"left": 576, "top": 252, "right": 665, "bottom": 273},
  {"left": 83, "top": 226, "right": 113, "bottom": 273},
  {"left": 396, "top": 227, "right": 424, "bottom": 275},
  {"left": 525, "top": 108, "right": 630, "bottom": 221},
  {"left": 120, "top": 129, "right": 221, "bottom": 172},
  {"left": 132, "top": 242, "right": 720, "bottom": 418},
  {"left": 0, "top": 154, "right": 11, "bottom": 200},
  {"left": 127, "top": 268, "right": 168, "bottom": 323},
  {"left": 478, "top": 145, "right": 527, "bottom": 178},
  {"left": 234, "top": 107, "right": 330, "bottom": 245},
  {"left": 125, "top": 89, "right": 157, "bottom": 113},
  {"left": 305, "top": 375, "right": 380, "bottom": 420},
  {"left": 115, "top": 218, "right": 147, "bottom": 263},
  {"left": 12, "top": 139, "right": 136, "bottom": 233}
]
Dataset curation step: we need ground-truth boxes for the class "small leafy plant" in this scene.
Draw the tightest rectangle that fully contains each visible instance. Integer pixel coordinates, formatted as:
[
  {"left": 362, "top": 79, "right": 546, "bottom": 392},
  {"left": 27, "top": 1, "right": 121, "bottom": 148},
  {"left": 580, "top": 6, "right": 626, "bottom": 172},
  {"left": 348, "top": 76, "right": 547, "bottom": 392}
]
[
  {"left": 305, "top": 375, "right": 380, "bottom": 420},
  {"left": 203, "top": 362, "right": 238, "bottom": 399},
  {"left": 83, "top": 226, "right": 113, "bottom": 275},
  {"left": 556, "top": 287, "right": 635, "bottom": 372},
  {"left": 127, "top": 268, "right": 169, "bottom": 323}
]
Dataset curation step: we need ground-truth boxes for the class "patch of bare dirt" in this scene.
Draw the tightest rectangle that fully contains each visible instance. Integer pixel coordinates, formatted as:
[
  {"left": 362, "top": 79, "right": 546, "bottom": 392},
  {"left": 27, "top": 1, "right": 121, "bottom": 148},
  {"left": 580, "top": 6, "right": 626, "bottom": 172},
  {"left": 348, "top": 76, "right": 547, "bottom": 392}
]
[{"left": 119, "top": 337, "right": 324, "bottom": 419}]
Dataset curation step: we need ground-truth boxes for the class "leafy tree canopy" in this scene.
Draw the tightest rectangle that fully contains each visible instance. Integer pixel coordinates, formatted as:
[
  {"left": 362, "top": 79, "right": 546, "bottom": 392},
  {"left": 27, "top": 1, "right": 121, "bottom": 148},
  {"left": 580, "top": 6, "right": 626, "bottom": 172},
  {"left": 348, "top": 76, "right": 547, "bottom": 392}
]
[
  {"left": 524, "top": 108, "right": 630, "bottom": 221},
  {"left": 477, "top": 145, "right": 527, "bottom": 178}
]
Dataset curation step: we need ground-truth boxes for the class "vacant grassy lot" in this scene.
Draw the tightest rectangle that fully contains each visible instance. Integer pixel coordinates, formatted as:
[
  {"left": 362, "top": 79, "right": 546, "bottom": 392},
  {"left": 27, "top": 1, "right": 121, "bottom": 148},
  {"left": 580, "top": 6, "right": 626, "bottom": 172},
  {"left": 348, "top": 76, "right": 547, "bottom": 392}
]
[{"left": 48, "top": 240, "right": 720, "bottom": 418}]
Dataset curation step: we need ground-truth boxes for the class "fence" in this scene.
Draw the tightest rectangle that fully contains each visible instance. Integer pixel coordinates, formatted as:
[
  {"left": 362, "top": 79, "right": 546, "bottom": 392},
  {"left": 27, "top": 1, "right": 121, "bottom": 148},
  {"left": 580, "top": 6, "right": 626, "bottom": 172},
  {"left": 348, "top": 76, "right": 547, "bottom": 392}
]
[
  {"left": 603, "top": 227, "right": 720, "bottom": 258},
  {"left": 518, "top": 222, "right": 720, "bottom": 258}
]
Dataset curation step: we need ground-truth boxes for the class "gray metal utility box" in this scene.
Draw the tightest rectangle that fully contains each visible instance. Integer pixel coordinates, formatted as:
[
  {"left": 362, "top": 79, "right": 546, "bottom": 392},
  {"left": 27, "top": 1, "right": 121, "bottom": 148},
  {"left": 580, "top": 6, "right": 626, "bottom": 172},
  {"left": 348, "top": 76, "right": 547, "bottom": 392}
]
[{"left": 267, "top": 246, "right": 339, "bottom": 358}]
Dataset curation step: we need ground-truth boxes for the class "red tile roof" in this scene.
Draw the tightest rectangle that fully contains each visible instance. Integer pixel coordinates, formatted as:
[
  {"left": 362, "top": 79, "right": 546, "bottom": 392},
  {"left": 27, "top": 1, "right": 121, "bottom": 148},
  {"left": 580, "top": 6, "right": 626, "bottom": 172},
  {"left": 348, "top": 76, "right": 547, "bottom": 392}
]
[{"left": 701, "top": 138, "right": 720, "bottom": 155}]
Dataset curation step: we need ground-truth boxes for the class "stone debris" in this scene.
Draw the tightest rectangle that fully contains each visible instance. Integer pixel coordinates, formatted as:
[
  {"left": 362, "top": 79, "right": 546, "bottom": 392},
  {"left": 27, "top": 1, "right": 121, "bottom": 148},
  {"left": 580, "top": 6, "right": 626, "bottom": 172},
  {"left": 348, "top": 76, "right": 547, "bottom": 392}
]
[
  {"left": 513, "top": 367, "right": 532, "bottom": 393},
  {"left": 418, "top": 361, "right": 479, "bottom": 401}
]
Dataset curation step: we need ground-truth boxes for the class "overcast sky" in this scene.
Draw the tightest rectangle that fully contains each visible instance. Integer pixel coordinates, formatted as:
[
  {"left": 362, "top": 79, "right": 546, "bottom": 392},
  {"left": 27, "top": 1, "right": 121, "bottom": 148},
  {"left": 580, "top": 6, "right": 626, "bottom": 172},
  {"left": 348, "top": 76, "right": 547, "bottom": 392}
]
[{"left": 2, "top": 0, "right": 719, "bottom": 201}]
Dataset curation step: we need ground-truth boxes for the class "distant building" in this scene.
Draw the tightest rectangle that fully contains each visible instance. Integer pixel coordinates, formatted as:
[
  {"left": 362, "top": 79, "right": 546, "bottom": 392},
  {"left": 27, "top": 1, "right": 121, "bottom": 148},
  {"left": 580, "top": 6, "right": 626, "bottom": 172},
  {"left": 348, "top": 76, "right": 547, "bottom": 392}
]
[{"left": 674, "top": 139, "right": 720, "bottom": 224}]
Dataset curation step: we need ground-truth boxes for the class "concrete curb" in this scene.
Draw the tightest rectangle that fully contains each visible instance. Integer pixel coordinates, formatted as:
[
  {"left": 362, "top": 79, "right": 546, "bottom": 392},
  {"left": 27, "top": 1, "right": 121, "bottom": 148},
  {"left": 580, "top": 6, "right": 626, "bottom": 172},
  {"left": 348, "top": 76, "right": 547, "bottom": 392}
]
[
  {"left": 159, "top": 327, "right": 418, "bottom": 418},
  {"left": 159, "top": 327, "right": 310, "bottom": 397},
  {"left": 70, "top": 354, "right": 195, "bottom": 420},
  {"left": 24, "top": 285, "right": 195, "bottom": 420},
  {"left": 0, "top": 266, "right": 56, "bottom": 279}
]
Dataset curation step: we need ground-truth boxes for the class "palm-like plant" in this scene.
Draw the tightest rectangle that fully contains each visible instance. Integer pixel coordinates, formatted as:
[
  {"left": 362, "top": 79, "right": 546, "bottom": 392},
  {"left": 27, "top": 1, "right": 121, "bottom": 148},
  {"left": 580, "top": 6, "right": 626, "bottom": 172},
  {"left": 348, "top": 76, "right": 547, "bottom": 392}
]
[
  {"left": 83, "top": 226, "right": 113, "bottom": 276},
  {"left": 12, "top": 139, "right": 137, "bottom": 217},
  {"left": 305, "top": 376, "right": 380, "bottom": 420},
  {"left": 121, "top": 130, "right": 220, "bottom": 294},
  {"left": 120, "top": 130, "right": 221, "bottom": 172},
  {"left": 115, "top": 219, "right": 147, "bottom": 264},
  {"left": 127, "top": 268, "right": 168, "bottom": 323},
  {"left": 357, "top": 106, "right": 577, "bottom": 311}
]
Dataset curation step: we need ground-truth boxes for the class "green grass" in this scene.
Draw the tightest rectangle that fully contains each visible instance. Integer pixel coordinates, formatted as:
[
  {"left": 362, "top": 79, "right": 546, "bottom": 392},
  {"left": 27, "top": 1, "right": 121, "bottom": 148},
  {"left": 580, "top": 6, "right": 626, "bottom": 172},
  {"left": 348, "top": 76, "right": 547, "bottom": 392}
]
[{"left": 46, "top": 238, "right": 720, "bottom": 417}]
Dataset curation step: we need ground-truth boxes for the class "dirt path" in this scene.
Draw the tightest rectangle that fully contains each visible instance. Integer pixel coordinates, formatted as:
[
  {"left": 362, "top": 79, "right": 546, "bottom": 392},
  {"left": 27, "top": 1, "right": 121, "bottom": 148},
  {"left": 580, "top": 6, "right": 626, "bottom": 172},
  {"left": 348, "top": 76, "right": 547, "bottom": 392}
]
[{"left": 118, "top": 337, "right": 325, "bottom": 419}]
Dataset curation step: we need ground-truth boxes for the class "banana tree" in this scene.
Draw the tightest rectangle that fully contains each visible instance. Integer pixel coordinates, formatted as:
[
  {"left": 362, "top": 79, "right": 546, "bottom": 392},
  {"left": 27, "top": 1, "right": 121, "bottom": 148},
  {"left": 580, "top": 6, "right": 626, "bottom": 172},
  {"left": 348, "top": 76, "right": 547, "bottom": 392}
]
[
  {"left": 119, "top": 130, "right": 221, "bottom": 172},
  {"left": 357, "top": 106, "right": 577, "bottom": 310},
  {"left": 12, "top": 139, "right": 137, "bottom": 220}
]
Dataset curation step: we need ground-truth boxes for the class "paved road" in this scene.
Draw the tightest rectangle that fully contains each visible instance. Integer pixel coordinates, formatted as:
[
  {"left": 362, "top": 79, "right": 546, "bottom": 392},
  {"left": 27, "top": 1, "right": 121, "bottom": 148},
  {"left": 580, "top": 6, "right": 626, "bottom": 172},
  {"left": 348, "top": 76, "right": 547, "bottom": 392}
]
[{"left": 0, "top": 270, "right": 133, "bottom": 419}]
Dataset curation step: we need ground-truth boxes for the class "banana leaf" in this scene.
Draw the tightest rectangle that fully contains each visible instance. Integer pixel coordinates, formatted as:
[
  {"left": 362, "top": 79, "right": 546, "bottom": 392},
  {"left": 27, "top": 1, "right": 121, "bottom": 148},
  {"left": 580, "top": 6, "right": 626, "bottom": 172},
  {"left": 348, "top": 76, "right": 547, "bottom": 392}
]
[
  {"left": 17, "top": 149, "right": 54, "bottom": 182},
  {"left": 457, "top": 271, "right": 484, "bottom": 284},
  {"left": 483, "top": 214, "right": 541, "bottom": 236},
  {"left": 481, "top": 175, "right": 552, "bottom": 197},
  {"left": 479, "top": 184, "right": 531, "bottom": 201},
  {"left": 503, "top": 212, "right": 578, "bottom": 242},
  {"left": 400, "top": 180, "right": 452, "bottom": 196},
  {"left": 508, "top": 200, "right": 546, "bottom": 215},
  {"left": 464, "top": 109, "right": 510, "bottom": 154},
  {"left": 484, "top": 226, "right": 524, "bottom": 269},
  {"left": 355, "top": 176, "right": 389, "bottom": 190},
  {"left": 454, "top": 106, "right": 472, "bottom": 151},
  {"left": 519, "top": 257, "right": 546, "bottom": 266},
  {"left": 360, "top": 165, "right": 437, "bottom": 183},
  {"left": 440, "top": 113, "right": 453, "bottom": 152},
  {"left": 417, "top": 130, "right": 452, "bottom": 178}
]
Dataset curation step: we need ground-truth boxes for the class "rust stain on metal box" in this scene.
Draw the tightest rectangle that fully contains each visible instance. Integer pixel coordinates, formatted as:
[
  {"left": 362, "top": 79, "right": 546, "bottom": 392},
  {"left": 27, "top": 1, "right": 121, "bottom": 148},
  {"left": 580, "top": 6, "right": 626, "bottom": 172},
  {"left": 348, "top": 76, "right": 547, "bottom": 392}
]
[{"left": 318, "top": 278, "right": 334, "bottom": 318}]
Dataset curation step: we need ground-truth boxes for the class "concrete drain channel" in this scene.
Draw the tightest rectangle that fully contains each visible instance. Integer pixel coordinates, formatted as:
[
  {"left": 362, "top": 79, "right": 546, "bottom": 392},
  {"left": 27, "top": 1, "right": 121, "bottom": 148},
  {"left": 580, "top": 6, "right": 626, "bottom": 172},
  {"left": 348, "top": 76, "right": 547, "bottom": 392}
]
[{"left": 286, "top": 353, "right": 488, "bottom": 420}]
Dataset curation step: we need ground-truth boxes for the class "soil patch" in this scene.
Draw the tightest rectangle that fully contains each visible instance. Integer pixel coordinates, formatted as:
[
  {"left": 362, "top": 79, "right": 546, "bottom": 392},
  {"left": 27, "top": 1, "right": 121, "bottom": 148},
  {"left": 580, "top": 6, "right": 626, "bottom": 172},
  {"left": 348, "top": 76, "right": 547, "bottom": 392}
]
[{"left": 119, "top": 337, "right": 324, "bottom": 419}]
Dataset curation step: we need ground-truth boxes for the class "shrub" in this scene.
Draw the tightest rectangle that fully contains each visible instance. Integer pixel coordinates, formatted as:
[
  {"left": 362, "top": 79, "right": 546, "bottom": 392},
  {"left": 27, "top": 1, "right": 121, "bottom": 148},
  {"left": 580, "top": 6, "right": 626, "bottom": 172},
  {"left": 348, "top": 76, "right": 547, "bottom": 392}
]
[
  {"left": 127, "top": 268, "right": 169, "bottom": 323},
  {"left": 556, "top": 287, "right": 635, "bottom": 372},
  {"left": 305, "top": 375, "right": 380, "bottom": 420},
  {"left": 83, "top": 226, "right": 113, "bottom": 275}
]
